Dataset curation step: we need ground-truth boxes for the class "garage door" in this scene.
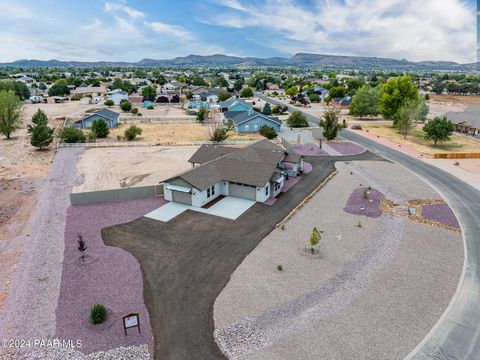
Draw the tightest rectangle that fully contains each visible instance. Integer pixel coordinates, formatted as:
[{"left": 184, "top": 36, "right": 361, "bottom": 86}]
[
  {"left": 172, "top": 190, "right": 192, "bottom": 205},
  {"left": 229, "top": 183, "right": 256, "bottom": 200}
]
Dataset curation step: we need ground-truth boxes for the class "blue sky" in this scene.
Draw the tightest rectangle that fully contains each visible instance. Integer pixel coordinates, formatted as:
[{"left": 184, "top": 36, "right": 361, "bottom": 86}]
[{"left": 1, "top": 0, "right": 477, "bottom": 63}]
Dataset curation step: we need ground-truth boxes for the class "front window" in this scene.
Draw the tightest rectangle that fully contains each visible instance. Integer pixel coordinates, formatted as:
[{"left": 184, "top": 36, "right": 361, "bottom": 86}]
[
  {"left": 207, "top": 188, "right": 211, "bottom": 198},
  {"left": 245, "top": 124, "right": 250, "bottom": 131},
  {"left": 265, "top": 185, "right": 269, "bottom": 196}
]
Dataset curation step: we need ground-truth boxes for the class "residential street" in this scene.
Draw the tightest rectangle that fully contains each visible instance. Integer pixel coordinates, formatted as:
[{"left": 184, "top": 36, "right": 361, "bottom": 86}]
[{"left": 257, "top": 92, "right": 480, "bottom": 360}]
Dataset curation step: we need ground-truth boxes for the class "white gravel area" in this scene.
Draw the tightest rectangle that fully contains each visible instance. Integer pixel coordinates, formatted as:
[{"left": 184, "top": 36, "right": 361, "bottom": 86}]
[
  {"left": 0, "top": 344, "right": 149, "bottom": 360},
  {"left": 0, "top": 148, "right": 84, "bottom": 344},
  {"left": 214, "top": 160, "right": 463, "bottom": 359}
]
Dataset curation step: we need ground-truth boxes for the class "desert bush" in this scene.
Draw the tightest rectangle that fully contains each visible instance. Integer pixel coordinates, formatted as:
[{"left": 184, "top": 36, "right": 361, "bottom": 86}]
[
  {"left": 130, "top": 108, "right": 139, "bottom": 115},
  {"left": 61, "top": 127, "right": 85, "bottom": 143},
  {"left": 124, "top": 125, "right": 143, "bottom": 141},
  {"left": 120, "top": 99, "right": 132, "bottom": 112},
  {"left": 259, "top": 125, "right": 277, "bottom": 139},
  {"left": 147, "top": 105, "right": 154, "bottom": 110},
  {"left": 90, "top": 304, "right": 107, "bottom": 324},
  {"left": 104, "top": 99, "right": 114, "bottom": 106},
  {"left": 277, "top": 264, "right": 283, "bottom": 271}
]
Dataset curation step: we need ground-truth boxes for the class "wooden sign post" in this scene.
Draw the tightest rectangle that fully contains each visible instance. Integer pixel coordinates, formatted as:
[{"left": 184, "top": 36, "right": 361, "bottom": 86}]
[{"left": 123, "top": 313, "right": 141, "bottom": 336}]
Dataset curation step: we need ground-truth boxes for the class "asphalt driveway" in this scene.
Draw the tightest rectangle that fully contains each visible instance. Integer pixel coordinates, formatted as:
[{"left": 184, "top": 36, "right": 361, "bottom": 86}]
[{"left": 102, "top": 152, "right": 382, "bottom": 360}]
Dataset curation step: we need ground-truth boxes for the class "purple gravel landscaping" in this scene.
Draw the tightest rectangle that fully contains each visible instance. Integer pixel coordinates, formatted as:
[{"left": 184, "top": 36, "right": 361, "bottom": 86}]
[
  {"left": 343, "top": 187, "right": 385, "bottom": 218},
  {"left": 292, "top": 144, "right": 329, "bottom": 156},
  {"left": 422, "top": 203, "right": 460, "bottom": 229},
  {"left": 56, "top": 197, "right": 167, "bottom": 355},
  {"left": 328, "top": 142, "right": 365, "bottom": 156}
]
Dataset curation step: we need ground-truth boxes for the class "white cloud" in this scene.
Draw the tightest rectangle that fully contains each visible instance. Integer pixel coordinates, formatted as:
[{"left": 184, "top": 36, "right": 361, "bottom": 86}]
[
  {"left": 206, "top": 0, "right": 476, "bottom": 63},
  {"left": 145, "top": 21, "right": 193, "bottom": 41},
  {"left": 104, "top": 1, "right": 145, "bottom": 19}
]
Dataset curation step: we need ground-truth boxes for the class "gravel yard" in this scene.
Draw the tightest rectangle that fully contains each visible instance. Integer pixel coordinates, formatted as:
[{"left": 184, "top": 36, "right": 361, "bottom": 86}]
[
  {"left": 292, "top": 142, "right": 365, "bottom": 157},
  {"left": 214, "top": 160, "right": 463, "bottom": 359},
  {"left": 0, "top": 148, "right": 84, "bottom": 345},
  {"left": 56, "top": 197, "right": 164, "bottom": 356}
]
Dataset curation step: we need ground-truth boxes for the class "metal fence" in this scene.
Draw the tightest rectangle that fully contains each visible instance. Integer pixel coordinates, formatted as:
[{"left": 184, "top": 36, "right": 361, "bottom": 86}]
[{"left": 70, "top": 184, "right": 163, "bottom": 205}]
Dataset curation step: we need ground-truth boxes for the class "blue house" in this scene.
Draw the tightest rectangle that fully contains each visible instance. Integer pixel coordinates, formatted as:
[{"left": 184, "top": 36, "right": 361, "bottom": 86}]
[
  {"left": 72, "top": 108, "right": 120, "bottom": 129},
  {"left": 218, "top": 97, "right": 253, "bottom": 112},
  {"left": 224, "top": 110, "right": 281, "bottom": 133}
]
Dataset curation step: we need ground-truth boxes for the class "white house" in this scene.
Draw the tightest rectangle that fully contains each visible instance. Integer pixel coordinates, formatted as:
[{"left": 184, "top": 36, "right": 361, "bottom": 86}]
[{"left": 107, "top": 89, "right": 129, "bottom": 105}]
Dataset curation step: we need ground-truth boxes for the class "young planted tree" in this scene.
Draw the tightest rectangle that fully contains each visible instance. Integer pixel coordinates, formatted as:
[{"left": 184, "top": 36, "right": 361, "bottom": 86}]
[
  {"left": 77, "top": 233, "right": 87, "bottom": 261},
  {"left": 91, "top": 119, "right": 109, "bottom": 138},
  {"left": 31, "top": 123, "right": 54, "bottom": 149},
  {"left": 124, "top": 125, "right": 143, "bottom": 141},
  {"left": 309, "top": 227, "right": 323, "bottom": 253},
  {"left": 28, "top": 109, "right": 48, "bottom": 133},
  {"left": 0, "top": 91, "right": 23, "bottom": 139},
  {"left": 423, "top": 116, "right": 454, "bottom": 146},
  {"left": 320, "top": 108, "right": 344, "bottom": 140}
]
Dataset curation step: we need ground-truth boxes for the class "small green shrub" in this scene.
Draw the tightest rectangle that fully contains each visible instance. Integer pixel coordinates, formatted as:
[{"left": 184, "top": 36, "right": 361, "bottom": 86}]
[
  {"left": 259, "top": 125, "right": 277, "bottom": 139},
  {"left": 104, "top": 99, "right": 114, "bottom": 106},
  {"left": 120, "top": 99, "right": 132, "bottom": 112},
  {"left": 280, "top": 224, "right": 285, "bottom": 230},
  {"left": 147, "top": 105, "right": 154, "bottom": 110},
  {"left": 277, "top": 264, "right": 283, "bottom": 271},
  {"left": 357, "top": 221, "right": 362, "bottom": 228},
  {"left": 61, "top": 127, "right": 86, "bottom": 143},
  {"left": 90, "top": 304, "right": 107, "bottom": 324},
  {"left": 363, "top": 189, "right": 369, "bottom": 199},
  {"left": 124, "top": 125, "right": 143, "bottom": 141},
  {"left": 130, "top": 108, "right": 139, "bottom": 115}
]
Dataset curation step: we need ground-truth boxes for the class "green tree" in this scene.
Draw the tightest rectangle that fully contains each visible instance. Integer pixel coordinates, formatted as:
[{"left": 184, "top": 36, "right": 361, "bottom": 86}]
[
  {"left": 0, "top": 91, "right": 23, "bottom": 139},
  {"left": 190, "top": 75, "right": 207, "bottom": 86},
  {"left": 395, "top": 100, "right": 418, "bottom": 139},
  {"left": 210, "top": 125, "right": 229, "bottom": 142},
  {"left": 142, "top": 85, "right": 157, "bottom": 101},
  {"left": 320, "top": 108, "right": 344, "bottom": 140},
  {"left": 423, "top": 116, "right": 454, "bottom": 146},
  {"left": 28, "top": 109, "right": 48, "bottom": 133},
  {"left": 104, "top": 99, "right": 114, "bottom": 106},
  {"left": 30, "top": 123, "right": 54, "bottom": 149},
  {"left": 416, "top": 96, "right": 429, "bottom": 122},
  {"left": 61, "top": 127, "right": 86, "bottom": 143},
  {"left": 349, "top": 85, "right": 379, "bottom": 118},
  {"left": 197, "top": 108, "right": 209, "bottom": 123},
  {"left": 326, "top": 86, "right": 346, "bottom": 103},
  {"left": 379, "top": 76, "right": 418, "bottom": 120},
  {"left": 218, "top": 91, "right": 231, "bottom": 102},
  {"left": 262, "top": 103, "right": 272, "bottom": 115},
  {"left": 124, "top": 125, "right": 143, "bottom": 140},
  {"left": 233, "top": 79, "right": 244, "bottom": 92},
  {"left": 239, "top": 86, "right": 254, "bottom": 98},
  {"left": 308, "top": 93, "right": 320, "bottom": 102},
  {"left": 48, "top": 84, "right": 70, "bottom": 97},
  {"left": 91, "top": 119, "right": 109, "bottom": 138},
  {"left": 285, "top": 85, "right": 298, "bottom": 97},
  {"left": 0, "top": 81, "right": 30, "bottom": 100},
  {"left": 286, "top": 111, "right": 309, "bottom": 128},
  {"left": 120, "top": 99, "right": 132, "bottom": 112},
  {"left": 177, "top": 75, "right": 187, "bottom": 83}
]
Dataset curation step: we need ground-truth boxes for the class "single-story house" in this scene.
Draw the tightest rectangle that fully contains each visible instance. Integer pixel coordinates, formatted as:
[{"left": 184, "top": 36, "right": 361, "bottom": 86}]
[
  {"left": 72, "top": 108, "right": 120, "bottom": 129},
  {"left": 224, "top": 109, "right": 281, "bottom": 133},
  {"left": 71, "top": 86, "right": 107, "bottom": 97},
  {"left": 162, "top": 140, "right": 303, "bottom": 206},
  {"left": 128, "top": 93, "right": 143, "bottom": 104},
  {"left": 218, "top": 97, "right": 253, "bottom": 112},
  {"left": 191, "top": 86, "right": 211, "bottom": 95},
  {"left": 444, "top": 106, "right": 480, "bottom": 137},
  {"left": 107, "top": 89, "right": 128, "bottom": 105}
]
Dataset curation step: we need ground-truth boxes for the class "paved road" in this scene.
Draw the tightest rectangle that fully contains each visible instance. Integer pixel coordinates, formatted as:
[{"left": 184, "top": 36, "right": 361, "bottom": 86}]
[
  {"left": 102, "top": 152, "right": 381, "bottom": 360},
  {"left": 258, "top": 92, "right": 480, "bottom": 359}
]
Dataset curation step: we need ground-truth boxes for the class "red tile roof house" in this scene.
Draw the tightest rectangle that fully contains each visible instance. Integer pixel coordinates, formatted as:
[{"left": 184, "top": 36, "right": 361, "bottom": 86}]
[{"left": 162, "top": 140, "right": 304, "bottom": 206}]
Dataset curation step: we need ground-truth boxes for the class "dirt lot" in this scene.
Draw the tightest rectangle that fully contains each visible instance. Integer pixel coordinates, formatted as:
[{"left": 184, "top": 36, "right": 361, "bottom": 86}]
[
  {"left": 0, "top": 101, "right": 95, "bottom": 313},
  {"left": 362, "top": 123, "right": 480, "bottom": 155},
  {"left": 457, "top": 158, "right": 480, "bottom": 174},
  {"left": 109, "top": 104, "right": 193, "bottom": 119},
  {"left": 74, "top": 146, "right": 198, "bottom": 192},
  {"left": 430, "top": 94, "right": 480, "bottom": 105}
]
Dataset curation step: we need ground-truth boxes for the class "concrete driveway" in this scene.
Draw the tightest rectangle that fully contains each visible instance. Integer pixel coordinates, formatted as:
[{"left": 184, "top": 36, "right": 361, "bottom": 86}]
[
  {"left": 145, "top": 196, "right": 256, "bottom": 222},
  {"left": 102, "top": 151, "right": 381, "bottom": 360}
]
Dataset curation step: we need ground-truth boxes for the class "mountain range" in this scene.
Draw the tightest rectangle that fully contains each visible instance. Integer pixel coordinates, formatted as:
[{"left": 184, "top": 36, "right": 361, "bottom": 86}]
[{"left": 1, "top": 53, "right": 478, "bottom": 71}]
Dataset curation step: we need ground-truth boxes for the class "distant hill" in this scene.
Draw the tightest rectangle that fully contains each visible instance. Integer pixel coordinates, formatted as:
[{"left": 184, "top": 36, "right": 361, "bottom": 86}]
[{"left": 1, "top": 53, "right": 478, "bottom": 71}]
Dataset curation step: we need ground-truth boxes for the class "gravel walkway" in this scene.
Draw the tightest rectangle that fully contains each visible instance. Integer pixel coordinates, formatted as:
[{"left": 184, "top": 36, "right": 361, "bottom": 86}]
[
  {"left": 0, "top": 148, "right": 84, "bottom": 344},
  {"left": 56, "top": 197, "right": 163, "bottom": 356}
]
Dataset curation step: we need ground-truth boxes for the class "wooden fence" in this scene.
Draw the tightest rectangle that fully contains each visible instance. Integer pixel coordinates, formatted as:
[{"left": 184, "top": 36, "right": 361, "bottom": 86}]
[{"left": 433, "top": 153, "right": 480, "bottom": 159}]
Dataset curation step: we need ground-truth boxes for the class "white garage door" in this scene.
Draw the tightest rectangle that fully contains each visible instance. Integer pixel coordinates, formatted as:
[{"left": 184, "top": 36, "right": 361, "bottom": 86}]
[
  {"left": 229, "top": 183, "right": 256, "bottom": 200},
  {"left": 172, "top": 190, "right": 192, "bottom": 205}
]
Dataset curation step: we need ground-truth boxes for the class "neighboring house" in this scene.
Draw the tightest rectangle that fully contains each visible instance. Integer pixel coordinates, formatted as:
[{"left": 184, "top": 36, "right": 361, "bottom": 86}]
[
  {"left": 18, "top": 76, "right": 35, "bottom": 84},
  {"left": 107, "top": 89, "right": 128, "bottom": 105},
  {"left": 191, "top": 86, "right": 210, "bottom": 95},
  {"left": 444, "top": 106, "right": 480, "bottom": 137},
  {"left": 218, "top": 97, "right": 253, "bottom": 112},
  {"left": 128, "top": 92, "right": 143, "bottom": 105},
  {"left": 71, "top": 86, "right": 107, "bottom": 97},
  {"left": 72, "top": 108, "right": 120, "bottom": 129},
  {"left": 162, "top": 140, "right": 303, "bottom": 206},
  {"left": 313, "top": 86, "right": 329, "bottom": 101},
  {"left": 224, "top": 109, "right": 282, "bottom": 133}
]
